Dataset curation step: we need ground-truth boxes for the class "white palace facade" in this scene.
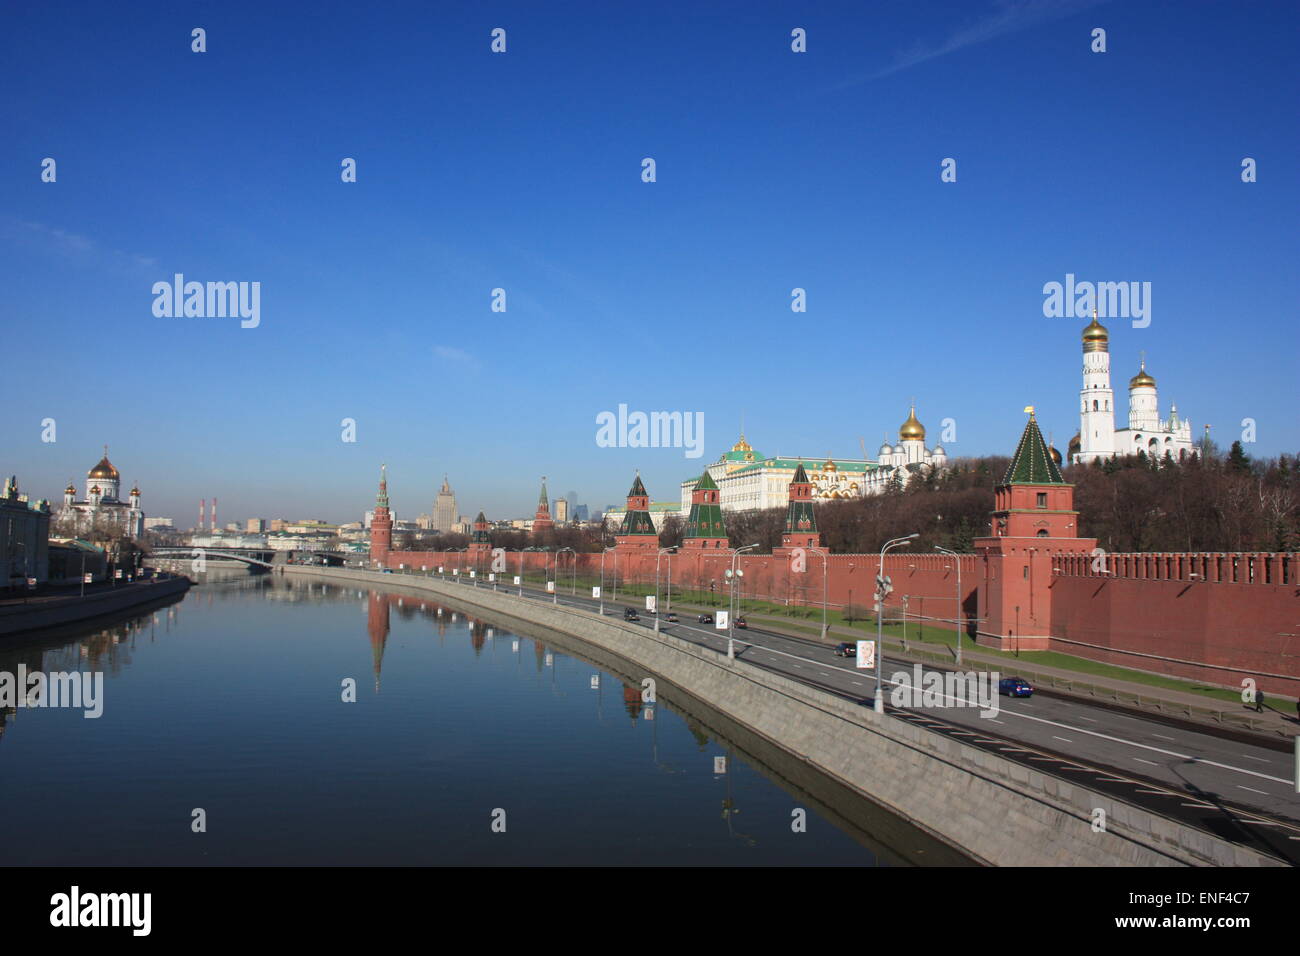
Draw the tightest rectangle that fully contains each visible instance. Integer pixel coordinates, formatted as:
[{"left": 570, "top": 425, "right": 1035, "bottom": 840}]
[{"left": 679, "top": 408, "right": 948, "bottom": 515}]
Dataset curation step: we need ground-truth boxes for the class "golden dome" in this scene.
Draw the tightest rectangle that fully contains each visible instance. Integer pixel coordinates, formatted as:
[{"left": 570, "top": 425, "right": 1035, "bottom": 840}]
[
  {"left": 731, "top": 434, "right": 752, "bottom": 453},
  {"left": 823, "top": 456, "right": 837, "bottom": 473},
  {"left": 1129, "top": 359, "right": 1156, "bottom": 389},
  {"left": 64, "top": 481, "right": 76, "bottom": 495},
  {"left": 898, "top": 405, "right": 925, "bottom": 441},
  {"left": 88, "top": 446, "right": 119, "bottom": 480},
  {"left": 130, "top": 483, "right": 141, "bottom": 497},
  {"left": 1082, "top": 309, "right": 1109, "bottom": 352}
]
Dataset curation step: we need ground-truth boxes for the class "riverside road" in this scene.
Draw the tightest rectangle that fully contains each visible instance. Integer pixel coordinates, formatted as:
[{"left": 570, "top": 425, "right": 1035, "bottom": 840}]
[{"left": 421, "top": 572, "right": 1300, "bottom": 865}]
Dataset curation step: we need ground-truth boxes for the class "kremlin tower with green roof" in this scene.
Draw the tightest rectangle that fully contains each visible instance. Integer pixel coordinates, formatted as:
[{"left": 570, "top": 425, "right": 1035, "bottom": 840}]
[
  {"left": 531, "top": 477, "right": 554, "bottom": 537},
  {"left": 683, "top": 470, "right": 728, "bottom": 549},
  {"left": 615, "top": 473, "right": 659, "bottom": 551},
  {"left": 778, "top": 461, "right": 822, "bottom": 551},
  {"left": 973, "top": 408, "right": 1096, "bottom": 651}
]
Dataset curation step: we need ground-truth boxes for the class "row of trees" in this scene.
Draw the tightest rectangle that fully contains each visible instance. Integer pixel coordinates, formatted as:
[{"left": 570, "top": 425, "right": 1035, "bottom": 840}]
[{"left": 391, "top": 443, "right": 1297, "bottom": 557}]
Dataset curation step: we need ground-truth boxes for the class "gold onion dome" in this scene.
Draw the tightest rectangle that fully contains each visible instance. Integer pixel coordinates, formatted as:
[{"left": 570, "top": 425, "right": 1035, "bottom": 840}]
[
  {"left": 823, "top": 455, "right": 837, "bottom": 473},
  {"left": 731, "top": 434, "right": 752, "bottom": 452},
  {"left": 88, "top": 447, "right": 119, "bottom": 480},
  {"left": 65, "top": 481, "right": 76, "bottom": 495},
  {"left": 898, "top": 405, "right": 925, "bottom": 441},
  {"left": 1082, "top": 309, "right": 1109, "bottom": 351},
  {"left": 1129, "top": 360, "right": 1156, "bottom": 389}
]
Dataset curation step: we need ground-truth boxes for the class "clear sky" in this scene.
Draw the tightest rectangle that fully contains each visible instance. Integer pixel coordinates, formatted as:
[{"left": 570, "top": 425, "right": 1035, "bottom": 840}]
[{"left": 3, "top": 0, "right": 1297, "bottom": 525}]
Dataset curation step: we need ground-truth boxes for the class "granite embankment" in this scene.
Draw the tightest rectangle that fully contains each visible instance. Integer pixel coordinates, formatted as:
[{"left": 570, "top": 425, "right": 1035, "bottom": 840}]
[
  {"left": 283, "top": 565, "right": 1282, "bottom": 867},
  {"left": 0, "top": 577, "right": 190, "bottom": 637}
]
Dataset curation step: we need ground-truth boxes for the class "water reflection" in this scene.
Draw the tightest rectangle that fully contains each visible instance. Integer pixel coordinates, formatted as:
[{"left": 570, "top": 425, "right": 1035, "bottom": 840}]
[{"left": 0, "top": 571, "right": 971, "bottom": 866}]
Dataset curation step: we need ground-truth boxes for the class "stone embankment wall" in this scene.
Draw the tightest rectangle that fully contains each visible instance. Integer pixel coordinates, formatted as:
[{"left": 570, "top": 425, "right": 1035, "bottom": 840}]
[{"left": 284, "top": 565, "right": 1281, "bottom": 868}]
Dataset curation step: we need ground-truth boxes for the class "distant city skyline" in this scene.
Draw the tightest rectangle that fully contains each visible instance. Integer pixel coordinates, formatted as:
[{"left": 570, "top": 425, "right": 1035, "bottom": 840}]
[{"left": 4, "top": 2, "right": 1296, "bottom": 523}]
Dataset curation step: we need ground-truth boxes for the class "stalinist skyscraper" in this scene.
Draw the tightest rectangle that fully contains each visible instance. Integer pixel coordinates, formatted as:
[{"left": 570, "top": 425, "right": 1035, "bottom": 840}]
[{"left": 434, "top": 476, "right": 456, "bottom": 532}]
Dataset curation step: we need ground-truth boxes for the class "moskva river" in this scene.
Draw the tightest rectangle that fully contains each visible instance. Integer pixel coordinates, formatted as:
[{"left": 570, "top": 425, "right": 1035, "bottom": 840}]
[{"left": 0, "top": 572, "right": 968, "bottom": 865}]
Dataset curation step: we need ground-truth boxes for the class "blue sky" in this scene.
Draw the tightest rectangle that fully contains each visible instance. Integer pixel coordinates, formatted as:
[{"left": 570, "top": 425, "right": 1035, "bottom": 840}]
[{"left": 3, "top": 0, "right": 1297, "bottom": 525}]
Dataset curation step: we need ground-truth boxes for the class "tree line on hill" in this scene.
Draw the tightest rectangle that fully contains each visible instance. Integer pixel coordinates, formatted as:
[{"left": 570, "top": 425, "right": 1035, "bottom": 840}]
[{"left": 391, "top": 442, "right": 1297, "bottom": 557}]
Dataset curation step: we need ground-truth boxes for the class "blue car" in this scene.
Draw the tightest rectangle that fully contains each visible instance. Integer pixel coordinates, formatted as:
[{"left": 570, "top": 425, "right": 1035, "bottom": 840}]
[{"left": 999, "top": 677, "right": 1034, "bottom": 697}]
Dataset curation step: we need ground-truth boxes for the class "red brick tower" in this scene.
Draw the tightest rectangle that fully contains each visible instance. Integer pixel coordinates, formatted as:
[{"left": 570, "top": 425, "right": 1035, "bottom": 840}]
[
  {"left": 974, "top": 409, "right": 1096, "bottom": 650},
  {"left": 615, "top": 473, "right": 658, "bottom": 552},
  {"left": 370, "top": 464, "right": 393, "bottom": 568},
  {"left": 468, "top": 510, "right": 492, "bottom": 563},
  {"left": 531, "top": 477, "right": 554, "bottom": 537}
]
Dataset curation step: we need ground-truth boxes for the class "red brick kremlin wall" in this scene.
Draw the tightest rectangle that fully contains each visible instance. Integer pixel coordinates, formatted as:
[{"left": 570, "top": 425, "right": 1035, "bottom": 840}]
[
  {"left": 372, "top": 545, "right": 1300, "bottom": 697},
  {"left": 1050, "top": 552, "right": 1300, "bottom": 696},
  {"left": 378, "top": 548, "right": 980, "bottom": 633}
]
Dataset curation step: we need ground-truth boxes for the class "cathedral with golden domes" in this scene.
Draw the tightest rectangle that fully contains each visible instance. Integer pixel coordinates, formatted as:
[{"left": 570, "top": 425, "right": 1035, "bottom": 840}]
[
  {"left": 57, "top": 447, "right": 146, "bottom": 539},
  {"left": 1069, "top": 311, "right": 1194, "bottom": 464}
]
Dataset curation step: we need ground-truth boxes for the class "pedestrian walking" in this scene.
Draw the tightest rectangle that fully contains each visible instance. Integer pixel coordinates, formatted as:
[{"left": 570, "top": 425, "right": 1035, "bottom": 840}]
[{"left": 1255, "top": 689, "right": 1265, "bottom": 713}]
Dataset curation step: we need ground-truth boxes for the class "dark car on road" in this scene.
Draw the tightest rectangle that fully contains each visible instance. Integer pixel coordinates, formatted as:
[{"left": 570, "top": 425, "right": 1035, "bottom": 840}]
[
  {"left": 697, "top": 613, "right": 714, "bottom": 624},
  {"left": 999, "top": 677, "right": 1034, "bottom": 697},
  {"left": 735, "top": 616, "right": 748, "bottom": 629},
  {"left": 664, "top": 612, "right": 678, "bottom": 623},
  {"left": 623, "top": 607, "right": 640, "bottom": 622},
  {"left": 834, "top": 642, "right": 856, "bottom": 657}
]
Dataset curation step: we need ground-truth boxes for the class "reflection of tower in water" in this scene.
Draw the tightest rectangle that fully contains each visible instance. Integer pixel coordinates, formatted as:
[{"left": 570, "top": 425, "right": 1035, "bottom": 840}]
[
  {"left": 366, "top": 591, "right": 390, "bottom": 693},
  {"left": 470, "top": 621, "right": 487, "bottom": 655},
  {"left": 622, "top": 683, "right": 643, "bottom": 722}
]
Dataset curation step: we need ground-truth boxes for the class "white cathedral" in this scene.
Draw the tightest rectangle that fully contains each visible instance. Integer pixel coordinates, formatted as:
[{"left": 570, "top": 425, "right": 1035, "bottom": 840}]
[
  {"left": 58, "top": 447, "right": 145, "bottom": 539},
  {"left": 1070, "top": 310, "right": 1194, "bottom": 464}
]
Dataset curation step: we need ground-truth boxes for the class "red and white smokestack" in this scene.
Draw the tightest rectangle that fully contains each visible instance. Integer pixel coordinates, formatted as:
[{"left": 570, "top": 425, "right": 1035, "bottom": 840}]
[
  {"left": 213, "top": 497, "right": 218, "bottom": 532},
  {"left": 200, "top": 498, "right": 206, "bottom": 531}
]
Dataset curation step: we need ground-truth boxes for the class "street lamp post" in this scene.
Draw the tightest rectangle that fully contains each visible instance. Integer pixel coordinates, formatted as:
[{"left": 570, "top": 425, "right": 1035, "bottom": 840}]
[
  {"left": 727, "top": 544, "right": 760, "bottom": 660},
  {"left": 654, "top": 547, "right": 677, "bottom": 633},
  {"left": 518, "top": 550, "right": 524, "bottom": 597},
  {"left": 875, "top": 533, "right": 918, "bottom": 713},
  {"left": 553, "top": 547, "right": 573, "bottom": 605},
  {"left": 934, "top": 545, "right": 963, "bottom": 665},
  {"left": 600, "top": 546, "right": 617, "bottom": 616}
]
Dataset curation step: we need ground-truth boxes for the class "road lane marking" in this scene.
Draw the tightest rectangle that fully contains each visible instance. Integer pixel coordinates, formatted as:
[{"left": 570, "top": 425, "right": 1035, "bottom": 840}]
[
  {"left": 1238, "top": 786, "right": 1269, "bottom": 795},
  {"left": 1052, "top": 736, "right": 1073, "bottom": 743},
  {"left": 985, "top": 703, "right": 1293, "bottom": 785},
  {"left": 508, "top": 588, "right": 1297, "bottom": 787}
]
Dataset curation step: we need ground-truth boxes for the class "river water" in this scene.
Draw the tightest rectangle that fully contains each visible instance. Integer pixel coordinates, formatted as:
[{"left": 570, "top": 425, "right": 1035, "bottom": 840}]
[{"left": 0, "top": 571, "right": 969, "bottom": 866}]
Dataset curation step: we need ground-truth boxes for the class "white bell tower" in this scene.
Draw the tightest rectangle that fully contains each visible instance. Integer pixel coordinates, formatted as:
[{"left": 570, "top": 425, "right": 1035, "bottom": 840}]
[{"left": 1076, "top": 308, "right": 1115, "bottom": 463}]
